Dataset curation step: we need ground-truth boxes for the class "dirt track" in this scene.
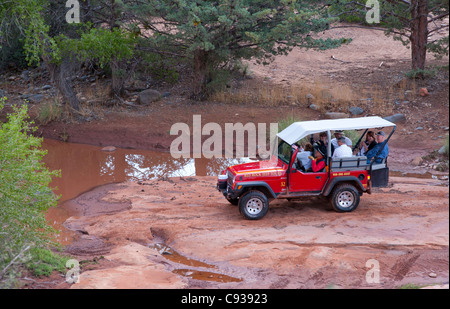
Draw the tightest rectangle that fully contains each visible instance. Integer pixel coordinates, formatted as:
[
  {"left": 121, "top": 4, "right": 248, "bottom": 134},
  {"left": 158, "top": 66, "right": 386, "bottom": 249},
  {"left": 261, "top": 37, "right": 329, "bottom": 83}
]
[{"left": 61, "top": 174, "right": 448, "bottom": 289}]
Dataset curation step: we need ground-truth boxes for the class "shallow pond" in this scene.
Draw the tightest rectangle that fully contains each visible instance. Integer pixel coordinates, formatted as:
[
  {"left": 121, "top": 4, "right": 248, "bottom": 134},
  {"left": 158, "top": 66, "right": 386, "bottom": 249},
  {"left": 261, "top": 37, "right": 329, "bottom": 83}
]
[{"left": 42, "top": 139, "right": 252, "bottom": 244}]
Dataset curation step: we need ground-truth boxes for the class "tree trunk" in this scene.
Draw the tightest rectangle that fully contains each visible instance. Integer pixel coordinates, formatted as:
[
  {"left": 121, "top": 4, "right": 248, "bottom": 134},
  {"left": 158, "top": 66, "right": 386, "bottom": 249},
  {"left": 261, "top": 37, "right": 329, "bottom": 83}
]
[
  {"left": 43, "top": 56, "right": 80, "bottom": 112},
  {"left": 410, "top": 0, "right": 428, "bottom": 71},
  {"left": 191, "top": 49, "right": 210, "bottom": 100},
  {"left": 110, "top": 59, "right": 126, "bottom": 98}
]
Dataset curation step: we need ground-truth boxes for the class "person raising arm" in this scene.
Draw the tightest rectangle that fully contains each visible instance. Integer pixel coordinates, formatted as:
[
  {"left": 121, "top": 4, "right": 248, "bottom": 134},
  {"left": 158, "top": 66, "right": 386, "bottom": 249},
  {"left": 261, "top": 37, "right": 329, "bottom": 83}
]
[{"left": 309, "top": 147, "right": 327, "bottom": 173}]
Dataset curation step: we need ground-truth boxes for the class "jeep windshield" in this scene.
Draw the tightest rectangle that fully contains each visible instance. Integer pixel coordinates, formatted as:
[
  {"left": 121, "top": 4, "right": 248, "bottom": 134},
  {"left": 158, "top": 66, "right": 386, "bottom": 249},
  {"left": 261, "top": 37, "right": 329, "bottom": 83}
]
[{"left": 277, "top": 140, "right": 292, "bottom": 164}]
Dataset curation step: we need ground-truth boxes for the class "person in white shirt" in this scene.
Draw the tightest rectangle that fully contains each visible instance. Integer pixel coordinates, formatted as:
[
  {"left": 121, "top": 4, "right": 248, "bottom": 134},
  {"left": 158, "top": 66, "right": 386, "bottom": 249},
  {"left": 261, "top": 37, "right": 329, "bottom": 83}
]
[
  {"left": 331, "top": 130, "right": 352, "bottom": 154},
  {"left": 296, "top": 143, "right": 314, "bottom": 171},
  {"left": 333, "top": 137, "right": 353, "bottom": 159}
]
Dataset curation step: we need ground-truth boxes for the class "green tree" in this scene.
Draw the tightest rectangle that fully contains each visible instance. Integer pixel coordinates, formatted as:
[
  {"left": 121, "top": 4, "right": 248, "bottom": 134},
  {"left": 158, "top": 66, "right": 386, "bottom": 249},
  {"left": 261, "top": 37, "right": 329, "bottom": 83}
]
[
  {"left": 0, "top": 0, "right": 81, "bottom": 110},
  {"left": 328, "top": 0, "right": 449, "bottom": 71},
  {"left": 60, "top": 26, "right": 137, "bottom": 97},
  {"left": 0, "top": 97, "right": 60, "bottom": 284},
  {"left": 130, "top": 0, "right": 349, "bottom": 99},
  {"left": 1, "top": 0, "right": 137, "bottom": 109}
]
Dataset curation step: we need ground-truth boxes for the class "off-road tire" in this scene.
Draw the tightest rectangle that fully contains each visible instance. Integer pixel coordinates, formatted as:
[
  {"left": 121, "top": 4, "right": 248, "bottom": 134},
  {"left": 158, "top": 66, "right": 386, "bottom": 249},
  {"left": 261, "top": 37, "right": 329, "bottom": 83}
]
[
  {"left": 330, "top": 183, "right": 360, "bottom": 213},
  {"left": 238, "top": 190, "right": 269, "bottom": 220}
]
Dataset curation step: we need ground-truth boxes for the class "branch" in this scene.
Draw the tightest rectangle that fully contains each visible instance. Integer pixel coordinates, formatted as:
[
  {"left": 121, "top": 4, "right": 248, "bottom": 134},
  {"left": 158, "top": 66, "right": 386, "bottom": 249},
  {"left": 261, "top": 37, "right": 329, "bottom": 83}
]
[
  {"left": 428, "top": 12, "right": 450, "bottom": 23},
  {"left": 428, "top": 24, "right": 450, "bottom": 36},
  {"left": 329, "top": 25, "right": 410, "bottom": 38},
  {"left": 0, "top": 245, "right": 31, "bottom": 280},
  {"left": 385, "top": 0, "right": 411, "bottom": 7}
]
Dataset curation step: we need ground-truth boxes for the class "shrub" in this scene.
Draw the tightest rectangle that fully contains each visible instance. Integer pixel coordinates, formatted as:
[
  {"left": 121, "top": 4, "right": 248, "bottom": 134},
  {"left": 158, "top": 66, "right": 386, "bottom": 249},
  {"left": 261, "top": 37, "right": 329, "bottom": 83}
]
[{"left": 0, "top": 98, "right": 61, "bottom": 285}]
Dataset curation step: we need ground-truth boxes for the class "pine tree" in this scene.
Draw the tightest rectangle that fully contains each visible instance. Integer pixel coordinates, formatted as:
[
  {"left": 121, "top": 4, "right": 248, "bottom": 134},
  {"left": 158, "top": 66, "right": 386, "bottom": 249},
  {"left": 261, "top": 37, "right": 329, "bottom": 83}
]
[{"left": 130, "top": 0, "right": 349, "bottom": 99}]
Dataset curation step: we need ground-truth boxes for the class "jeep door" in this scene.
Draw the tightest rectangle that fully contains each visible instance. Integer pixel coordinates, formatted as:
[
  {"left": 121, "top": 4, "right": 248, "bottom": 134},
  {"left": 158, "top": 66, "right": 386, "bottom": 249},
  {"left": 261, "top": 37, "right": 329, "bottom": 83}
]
[
  {"left": 288, "top": 149, "right": 329, "bottom": 192},
  {"left": 288, "top": 169, "right": 328, "bottom": 192}
]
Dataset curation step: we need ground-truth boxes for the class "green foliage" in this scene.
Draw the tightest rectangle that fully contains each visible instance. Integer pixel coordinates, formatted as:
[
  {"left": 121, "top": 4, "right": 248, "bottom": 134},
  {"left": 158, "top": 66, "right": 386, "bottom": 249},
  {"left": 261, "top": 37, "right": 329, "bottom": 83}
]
[
  {"left": 278, "top": 115, "right": 301, "bottom": 133},
  {"left": 0, "top": 97, "right": 61, "bottom": 284},
  {"left": 0, "top": 25, "right": 28, "bottom": 70},
  {"left": 343, "top": 130, "right": 361, "bottom": 145},
  {"left": 138, "top": 50, "right": 180, "bottom": 84},
  {"left": 60, "top": 27, "right": 136, "bottom": 68},
  {"left": 25, "top": 247, "right": 69, "bottom": 277},
  {"left": 131, "top": 0, "right": 349, "bottom": 95},
  {"left": 0, "top": 0, "right": 60, "bottom": 66},
  {"left": 37, "top": 99, "right": 64, "bottom": 125},
  {"left": 405, "top": 68, "right": 437, "bottom": 79}
]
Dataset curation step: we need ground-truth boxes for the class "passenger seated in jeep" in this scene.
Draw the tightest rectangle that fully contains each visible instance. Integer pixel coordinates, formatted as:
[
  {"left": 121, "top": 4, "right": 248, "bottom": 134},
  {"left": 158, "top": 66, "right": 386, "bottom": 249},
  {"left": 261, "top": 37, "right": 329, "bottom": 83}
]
[
  {"left": 308, "top": 147, "right": 327, "bottom": 173},
  {"left": 366, "top": 131, "right": 389, "bottom": 164},
  {"left": 296, "top": 143, "right": 313, "bottom": 172}
]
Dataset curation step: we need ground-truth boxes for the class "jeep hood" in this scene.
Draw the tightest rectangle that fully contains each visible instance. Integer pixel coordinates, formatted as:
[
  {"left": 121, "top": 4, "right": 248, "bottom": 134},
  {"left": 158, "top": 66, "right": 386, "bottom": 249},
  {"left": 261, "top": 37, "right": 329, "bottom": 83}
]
[{"left": 228, "top": 158, "right": 284, "bottom": 175}]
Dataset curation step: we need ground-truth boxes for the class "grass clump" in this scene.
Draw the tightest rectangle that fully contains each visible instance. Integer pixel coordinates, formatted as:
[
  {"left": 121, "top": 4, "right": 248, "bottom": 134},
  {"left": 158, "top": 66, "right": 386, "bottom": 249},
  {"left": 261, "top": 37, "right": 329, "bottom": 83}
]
[
  {"left": 25, "top": 248, "right": 69, "bottom": 277},
  {"left": 37, "top": 99, "right": 63, "bottom": 125}
]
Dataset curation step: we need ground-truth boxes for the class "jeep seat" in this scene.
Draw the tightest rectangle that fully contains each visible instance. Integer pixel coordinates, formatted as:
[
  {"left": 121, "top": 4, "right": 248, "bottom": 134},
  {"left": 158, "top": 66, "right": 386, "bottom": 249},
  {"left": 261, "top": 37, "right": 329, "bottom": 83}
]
[{"left": 330, "top": 156, "right": 368, "bottom": 172}]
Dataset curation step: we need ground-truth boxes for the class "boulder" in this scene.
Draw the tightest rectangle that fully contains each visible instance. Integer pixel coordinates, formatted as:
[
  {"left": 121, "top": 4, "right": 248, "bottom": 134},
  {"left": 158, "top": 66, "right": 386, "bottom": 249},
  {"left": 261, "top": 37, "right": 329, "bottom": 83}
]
[
  {"left": 383, "top": 114, "right": 406, "bottom": 124},
  {"left": 349, "top": 106, "right": 364, "bottom": 116},
  {"left": 419, "top": 88, "right": 429, "bottom": 97},
  {"left": 20, "top": 93, "right": 44, "bottom": 103},
  {"left": 309, "top": 104, "right": 320, "bottom": 111},
  {"left": 412, "top": 156, "right": 423, "bottom": 166},
  {"left": 306, "top": 93, "right": 315, "bottom": 100},
  {"left": 137, "top": 89, "right": 162, "bottom": 105},
  {"left": 102, "top": 146, "right": 117, "bottom": 152},
  {"left": 324, "top": 112, "right": 349, "bottom": 119}
]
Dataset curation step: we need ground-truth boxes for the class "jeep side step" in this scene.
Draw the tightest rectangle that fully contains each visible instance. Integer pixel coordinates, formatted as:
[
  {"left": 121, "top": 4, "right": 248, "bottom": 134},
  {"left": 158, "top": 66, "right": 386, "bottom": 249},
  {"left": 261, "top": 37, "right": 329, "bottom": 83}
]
[{"left": 277, "top": 191, "right": 322, "bottom": 199}]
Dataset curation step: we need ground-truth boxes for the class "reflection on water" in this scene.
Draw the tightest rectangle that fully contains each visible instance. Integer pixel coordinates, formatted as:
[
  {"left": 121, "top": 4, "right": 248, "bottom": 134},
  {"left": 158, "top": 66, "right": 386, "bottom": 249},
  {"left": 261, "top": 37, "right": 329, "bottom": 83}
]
[
  {"left": 42, "top": 139, "right": 254, "bottom": 245},
  {"left": 43, "top": 139, "right": 254, "bottom": 203}
]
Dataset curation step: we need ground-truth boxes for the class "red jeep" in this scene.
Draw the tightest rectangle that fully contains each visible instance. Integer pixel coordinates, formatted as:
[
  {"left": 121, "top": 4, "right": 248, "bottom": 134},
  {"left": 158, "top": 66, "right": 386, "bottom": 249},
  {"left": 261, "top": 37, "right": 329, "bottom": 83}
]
[{"left": 217, "top": 117, "right": 396, "bottom": 220}]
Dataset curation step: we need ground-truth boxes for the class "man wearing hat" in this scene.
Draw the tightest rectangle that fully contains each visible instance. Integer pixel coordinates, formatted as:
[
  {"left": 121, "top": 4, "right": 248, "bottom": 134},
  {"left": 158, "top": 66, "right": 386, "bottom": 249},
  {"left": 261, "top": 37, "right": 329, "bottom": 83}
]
[
  {"left": 331, "top": 130, "right": 352, "bottom": 155},
  {"left": 366, "top": 131, "right": 390, "bottom": 164},
  {"left": 333, "top": 137, "right": 353, "bottom": 159}
]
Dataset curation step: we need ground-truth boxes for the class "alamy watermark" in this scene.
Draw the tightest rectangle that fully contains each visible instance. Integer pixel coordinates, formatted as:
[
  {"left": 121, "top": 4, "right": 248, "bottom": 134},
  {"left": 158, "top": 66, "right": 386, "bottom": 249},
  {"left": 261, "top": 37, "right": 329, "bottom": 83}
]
[
  {"left": 170, "top": 115, "right": 278, "bottom": 159},
  {"left": 65, "top": 259, "right": 80, "bottom": 284},
  {"left": 66, "top": 0, "right": 80, "bottom": 24},
  {"left": 366, "top": 0, "right": 381, "bottom": 24},
  {"left": 366, "top": 259, "right": 381, "bottom": 284}
]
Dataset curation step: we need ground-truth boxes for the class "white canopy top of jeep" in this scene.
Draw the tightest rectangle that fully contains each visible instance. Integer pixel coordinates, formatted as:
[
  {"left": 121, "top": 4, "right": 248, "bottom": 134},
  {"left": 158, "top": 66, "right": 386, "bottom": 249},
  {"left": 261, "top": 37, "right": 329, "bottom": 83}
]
[{"left": 277, "top": 116, "right": 396, "bottom": 145}]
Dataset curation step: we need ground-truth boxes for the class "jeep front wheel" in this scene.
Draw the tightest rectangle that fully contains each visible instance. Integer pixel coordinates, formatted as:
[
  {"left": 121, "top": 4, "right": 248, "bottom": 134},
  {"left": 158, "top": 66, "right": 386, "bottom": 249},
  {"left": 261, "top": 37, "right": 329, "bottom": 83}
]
[
  {"left": 330, "top": 184, "right": 360, "bottom": 213},
  {"left": 239, "top": 191, "right": 269, "bottom": 220}
]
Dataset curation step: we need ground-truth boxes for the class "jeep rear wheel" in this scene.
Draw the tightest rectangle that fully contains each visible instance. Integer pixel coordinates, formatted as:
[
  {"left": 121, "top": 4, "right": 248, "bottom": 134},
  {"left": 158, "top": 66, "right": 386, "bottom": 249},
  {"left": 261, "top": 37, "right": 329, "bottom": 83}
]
[
  {"left": 239, "top": 191, "right": 269, "bottom": 220},
  {"left": 330, "top": 184, "right": 360, "bottom": 213}
]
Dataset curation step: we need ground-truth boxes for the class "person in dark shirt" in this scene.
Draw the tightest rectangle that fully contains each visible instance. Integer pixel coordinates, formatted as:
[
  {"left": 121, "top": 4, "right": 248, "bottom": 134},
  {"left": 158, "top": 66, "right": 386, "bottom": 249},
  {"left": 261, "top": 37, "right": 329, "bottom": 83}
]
[
  {"left": 316, "top": 132, "right": 329, "bottom": 158},
  {"left": 355, "top": 131, "right": 377, "bottom": 156},
  {"left": 366, "top": 131, "right": 389, "bottom": 164}
]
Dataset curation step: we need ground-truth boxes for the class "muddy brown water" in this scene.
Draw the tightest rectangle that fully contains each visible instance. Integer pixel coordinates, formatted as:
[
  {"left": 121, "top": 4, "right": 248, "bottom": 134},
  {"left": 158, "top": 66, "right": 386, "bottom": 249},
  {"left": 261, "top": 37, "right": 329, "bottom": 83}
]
[
  {"left": 42, "top": 139, "right": 252, "bottom": 245},
  {"left": 151, "top": 243, "right": 243, "bottom": 283}
]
